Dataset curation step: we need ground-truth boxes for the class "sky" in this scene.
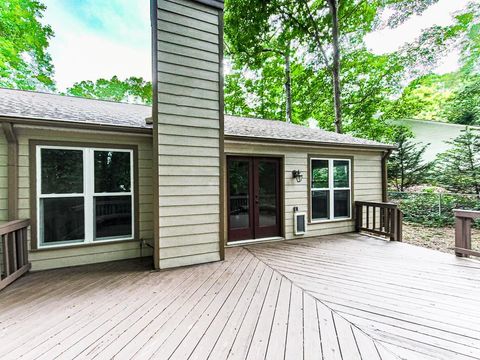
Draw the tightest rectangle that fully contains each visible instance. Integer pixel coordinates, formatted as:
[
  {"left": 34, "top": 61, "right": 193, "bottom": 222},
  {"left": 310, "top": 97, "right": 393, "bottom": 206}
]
[
  {"left": 42, "top": 0, "right": 151, "bottom": 91},
  {"left": 42, "top": 0, "right": 472, "bottom": 92}
]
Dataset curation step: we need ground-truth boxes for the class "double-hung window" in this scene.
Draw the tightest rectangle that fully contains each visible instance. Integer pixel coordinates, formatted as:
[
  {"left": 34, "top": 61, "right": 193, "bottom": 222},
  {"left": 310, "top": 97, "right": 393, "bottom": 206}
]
[
  {"left": 310, "top": 158, "right": 351, "bottom": 222},
  {"left": 37, "top": 146, "right": 134, "bottom": 248}
]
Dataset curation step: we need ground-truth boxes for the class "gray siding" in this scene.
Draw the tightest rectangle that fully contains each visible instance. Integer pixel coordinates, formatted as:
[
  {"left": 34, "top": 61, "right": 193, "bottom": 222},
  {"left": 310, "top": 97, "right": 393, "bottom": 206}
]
[
  {"left": 224, "top": 140, "right": 384, "bottom": 240},
  {"left": 155, "top": 0, "right": 222, "bottom": 268},
  {"left": 13, "top": 126, "right": 153, "bottom": 271}
]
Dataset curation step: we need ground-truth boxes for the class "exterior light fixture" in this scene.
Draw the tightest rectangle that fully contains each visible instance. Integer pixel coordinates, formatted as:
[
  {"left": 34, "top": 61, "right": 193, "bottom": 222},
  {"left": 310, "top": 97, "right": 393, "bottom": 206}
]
[{"left": 292, "top": 170, "right": 303, "bottom": 183}]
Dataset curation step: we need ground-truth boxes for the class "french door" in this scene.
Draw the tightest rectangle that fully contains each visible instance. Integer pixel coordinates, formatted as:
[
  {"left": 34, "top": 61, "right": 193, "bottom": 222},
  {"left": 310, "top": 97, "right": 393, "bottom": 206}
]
[{"left": 227, "top": 156, "right": 281, "bottom": 242}]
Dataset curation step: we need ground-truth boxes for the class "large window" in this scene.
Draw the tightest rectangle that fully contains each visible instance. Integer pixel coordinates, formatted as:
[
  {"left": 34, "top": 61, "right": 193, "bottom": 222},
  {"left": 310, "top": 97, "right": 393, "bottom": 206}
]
[
  {"left": 310, "top": 158, "right": 351, "bottom": 222},
  {"left": 37, "top": 146, "right": 134, "bottom": 248}
]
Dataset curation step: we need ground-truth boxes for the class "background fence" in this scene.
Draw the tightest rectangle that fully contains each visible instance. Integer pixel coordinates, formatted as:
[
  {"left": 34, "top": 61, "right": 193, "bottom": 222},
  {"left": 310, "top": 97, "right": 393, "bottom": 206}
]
[{"left": 388, "top": 191, "right": 480, "bottom": 227}]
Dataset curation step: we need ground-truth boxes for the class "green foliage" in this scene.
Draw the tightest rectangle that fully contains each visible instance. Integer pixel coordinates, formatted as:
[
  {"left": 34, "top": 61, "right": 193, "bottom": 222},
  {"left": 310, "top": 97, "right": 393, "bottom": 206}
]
[
  {"left": 384, "top": 73, "right": 456, "bottom": 122},
  {"left": 435, "top": 127, "right": 480, "bottom": 195},
  {"left": 224, "top": 0, "right": 465, "bottom": 142},
  {"left": 444, "top": 76, "right": 480, "bottom": 125},
  {"left": 0, "top": 0, "right": 55, "bottom": 90},
  {"left": 390, "top": 191, "right": 480, "bottom": 227},
  {"left": 387, "top": 3, "right": 480, "bottom": 125},
  {"left": 457, "top": 2, "right": 480, "bottom": 75},
  {"left": 388, "top": 129, "right": 432, "bottom": 191},
  {"left": 66, "top": 76, "right": 152, "bottom": 105}
]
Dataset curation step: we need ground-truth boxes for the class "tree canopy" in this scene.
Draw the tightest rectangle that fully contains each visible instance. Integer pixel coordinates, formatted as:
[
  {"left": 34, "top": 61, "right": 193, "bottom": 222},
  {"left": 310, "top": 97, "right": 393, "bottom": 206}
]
[
  {"left": 0, "top": 0, "right": 55, "bottom": 90},
  {"left": 387, "top": 3, "right": 480, "bottom": 126},
  {"left": 224, "top": 0, "right": 469, "bottom": 141},
  {"left": 65, "top": 76, "right": 152, "bottom": 105}
]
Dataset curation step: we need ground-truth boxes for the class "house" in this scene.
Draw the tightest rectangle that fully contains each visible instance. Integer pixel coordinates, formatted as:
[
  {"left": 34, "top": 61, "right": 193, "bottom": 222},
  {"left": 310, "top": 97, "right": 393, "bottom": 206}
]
[
  {"left": 0, "top": 0, "right": 394, "bottom": 274},
  {"left": 395, "top": 118, "right": 480, "bottom": 162}
]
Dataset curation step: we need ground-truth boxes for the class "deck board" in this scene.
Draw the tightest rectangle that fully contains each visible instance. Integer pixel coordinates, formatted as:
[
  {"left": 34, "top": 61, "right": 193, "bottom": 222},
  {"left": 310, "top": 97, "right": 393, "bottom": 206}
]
[
  {"left": 1, "top": 234, "right": 479, "bottom": 359},
  {"left": 248, "top": 234, "right": 480, "bottom": 360}
]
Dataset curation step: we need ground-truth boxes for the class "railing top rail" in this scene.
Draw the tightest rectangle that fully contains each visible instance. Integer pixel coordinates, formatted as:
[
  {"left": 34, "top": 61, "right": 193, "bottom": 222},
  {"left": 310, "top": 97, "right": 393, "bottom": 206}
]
[
  {"left": 454, "top": 209, "right": 480, "bottom": 220},
  {"left": 0, "top": 219, "right": 30, "bottom": 236},
  {"left": 355, "top": 201, "right": 398, "bottom": 209}
]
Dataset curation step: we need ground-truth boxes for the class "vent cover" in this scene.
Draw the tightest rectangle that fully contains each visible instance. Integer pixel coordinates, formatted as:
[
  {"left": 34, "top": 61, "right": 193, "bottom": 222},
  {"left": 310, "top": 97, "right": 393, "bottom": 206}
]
[{"left": 294, "top": 212, "right": 307, "bottom": 236}]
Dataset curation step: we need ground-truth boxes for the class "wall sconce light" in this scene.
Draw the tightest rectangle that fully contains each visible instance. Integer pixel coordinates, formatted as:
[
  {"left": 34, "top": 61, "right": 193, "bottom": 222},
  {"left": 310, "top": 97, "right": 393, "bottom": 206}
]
[{"left": 292, "top": 170, "right": 303, "bottom": 183}]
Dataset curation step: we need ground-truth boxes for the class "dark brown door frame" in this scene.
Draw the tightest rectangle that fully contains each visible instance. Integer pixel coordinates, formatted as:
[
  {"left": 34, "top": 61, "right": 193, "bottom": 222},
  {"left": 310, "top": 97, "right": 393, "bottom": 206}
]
[
  {"left": 227, "top": 156, "right": 281, "bottom": 242},
  {"left": 227, "top": 157, "right": 254, "bottom": 241},
  {"left": 253, "top": 157, "right": 281, "bottom": 239}
]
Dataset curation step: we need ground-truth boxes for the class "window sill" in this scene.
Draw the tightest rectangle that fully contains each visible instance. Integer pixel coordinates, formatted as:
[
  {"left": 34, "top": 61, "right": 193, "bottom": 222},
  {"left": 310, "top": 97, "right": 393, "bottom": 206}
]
[
  {"left": 31, "top": 238, "right": 140, "bottom": 252},
  {"left": 308, "top": 217, "right": 353, "bottom": 225}
]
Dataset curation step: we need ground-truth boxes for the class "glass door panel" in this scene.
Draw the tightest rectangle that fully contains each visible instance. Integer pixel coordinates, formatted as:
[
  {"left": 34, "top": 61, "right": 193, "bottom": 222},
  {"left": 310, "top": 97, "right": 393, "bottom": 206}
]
[
  {"left": 254, "top": 158, "right": 281, "bottom": 239},
  {"left": 257, "top": 161, "right": 278, "bottom": 227},
  {"left": 228, "top": 158, "right": 253, "bottom": 241}
]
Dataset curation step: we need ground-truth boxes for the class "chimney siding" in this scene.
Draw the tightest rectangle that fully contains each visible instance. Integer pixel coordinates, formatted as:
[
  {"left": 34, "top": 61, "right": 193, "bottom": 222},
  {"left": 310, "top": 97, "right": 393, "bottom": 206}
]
[{"left": 153, "top": 0, "right": 223, "bottom": 268}]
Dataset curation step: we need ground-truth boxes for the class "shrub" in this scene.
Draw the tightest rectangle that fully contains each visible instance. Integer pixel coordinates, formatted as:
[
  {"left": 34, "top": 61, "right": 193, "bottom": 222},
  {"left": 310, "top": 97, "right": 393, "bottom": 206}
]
[{"left": 389, "top": 191, "right": 480, "bottom": 227}]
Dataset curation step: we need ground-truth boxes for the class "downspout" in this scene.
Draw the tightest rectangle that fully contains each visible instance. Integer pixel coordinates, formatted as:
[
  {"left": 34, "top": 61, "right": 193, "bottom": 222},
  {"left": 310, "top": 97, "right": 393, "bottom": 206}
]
[
  {"left": 2, "top": 122, "right": 18, "bottom": 220},
  {"left": 382, "top": 149, "right": 393, "bottom": 203}
]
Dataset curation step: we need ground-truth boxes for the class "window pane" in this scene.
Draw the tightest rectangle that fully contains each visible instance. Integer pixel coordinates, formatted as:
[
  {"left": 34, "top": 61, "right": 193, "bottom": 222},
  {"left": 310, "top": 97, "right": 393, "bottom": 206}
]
[
  {"left": 41, "top": 197, "right": 84, "bottom": 244},
  {"left": 334, "top": 190, "right": 350, "bottom": 218},
  {"left": 95, "top": 151, "right": 131, "bottom": 193},
  {"left": 311, "top": 160, "right": 329, "bottom": 188},
  {"left": 95, "top": 196, "right": 132, "bottom": 240},
  {"left": 41, "top": 149, "right": 83, "bottom": 194},
  {"left": 312, "top": 190, "right": 329, "bottom": 220},
  {"left": 229, "top": 160, "right": 250, "bottom": 229},
  {"left": 334, "top": 160, "right": 349, "bottom": 188},
  {"left": 258, "top": 161, "right": 277, "bottom": 227}
]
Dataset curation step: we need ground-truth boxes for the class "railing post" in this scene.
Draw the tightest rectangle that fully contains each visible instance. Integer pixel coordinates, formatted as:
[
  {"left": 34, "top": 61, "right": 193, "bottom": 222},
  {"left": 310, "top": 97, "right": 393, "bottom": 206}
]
[
  {"left": 355, "top": 203, "right": 360, "bottom": 232},
  {"left": 1, "top": 235, "right": 5, "bottom": 279},
  {"left": 396, "top": 210, "right": 403, "bottom": 242},
  {"left": 454, "top": 210, "right": 480, "bottom": 258},
  {"left": 391, "top": 208, "right": 397, "bottom": 241},
  {"left": 455, "top": 216, "right": 465, "bottom": 257}
]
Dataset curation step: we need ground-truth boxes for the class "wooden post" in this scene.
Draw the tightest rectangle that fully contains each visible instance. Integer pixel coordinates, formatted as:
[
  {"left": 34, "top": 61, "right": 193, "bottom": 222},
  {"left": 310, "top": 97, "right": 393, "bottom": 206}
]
[
  {"left": 355, "top": 204, "right": 360, "bottom": 232},
  {"left": 455, "top": 216, "right": 468, "bottom": 257},
  {"left": 454, "top": 210, "right": 480, "bottom": 257},
  {"left": 396, "top": 211, "right": 403, "bottom": 242},
  {"left": 391, "top": 208, "right": 397, "bottom": 241}
]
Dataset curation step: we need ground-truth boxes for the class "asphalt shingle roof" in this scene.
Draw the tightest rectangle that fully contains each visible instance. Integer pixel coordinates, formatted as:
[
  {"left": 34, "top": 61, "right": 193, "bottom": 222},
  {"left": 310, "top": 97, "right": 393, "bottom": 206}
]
[
  {"left": 0, "top": 88, "right": 152, "bottom": 129},
  {"left": 0, "top": 88, "right": 393, "bottom": 149},
  {"left": 224, "top": 115, "right": 392, "bottom": 148}
]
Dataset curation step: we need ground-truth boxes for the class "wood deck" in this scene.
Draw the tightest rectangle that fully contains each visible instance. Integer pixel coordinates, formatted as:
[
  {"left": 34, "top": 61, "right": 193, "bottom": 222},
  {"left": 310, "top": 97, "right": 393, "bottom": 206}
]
[{"left": 0, "top": 234, "right": 479, "bottom": 360}]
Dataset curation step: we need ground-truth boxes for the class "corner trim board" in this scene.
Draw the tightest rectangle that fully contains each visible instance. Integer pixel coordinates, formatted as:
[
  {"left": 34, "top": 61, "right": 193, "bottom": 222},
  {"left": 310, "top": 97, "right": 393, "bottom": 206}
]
[
  {"left": 218, "top": 9, "right": 225, "bottom": 260},
  {"left": 2, "top": 122, "right": 18, "bottom": 221},
  {"left": 151, "top": 0, "right": 161, "bottom": 270}
]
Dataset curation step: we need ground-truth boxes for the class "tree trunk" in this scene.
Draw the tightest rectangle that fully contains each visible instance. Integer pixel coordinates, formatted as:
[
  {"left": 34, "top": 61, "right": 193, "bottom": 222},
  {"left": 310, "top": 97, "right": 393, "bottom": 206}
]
[
  {"left": 327, "top": 0, "right": 342, "bottom": 134},
  {"left": 284, "top": 42, "right": 292, "bottom": 123}
]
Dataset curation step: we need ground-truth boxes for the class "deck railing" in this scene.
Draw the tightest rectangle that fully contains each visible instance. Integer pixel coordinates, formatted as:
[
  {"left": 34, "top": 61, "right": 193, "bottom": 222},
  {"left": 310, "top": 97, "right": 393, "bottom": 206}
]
[
  {"left": 454, "top": 209, "right": 480, "bottom": 258},
  {"left": 0, "top": 219, "right": 31, "bottom": 291},
  {"left": 355, "top": 201, "right": 403, "bottom": 241}
]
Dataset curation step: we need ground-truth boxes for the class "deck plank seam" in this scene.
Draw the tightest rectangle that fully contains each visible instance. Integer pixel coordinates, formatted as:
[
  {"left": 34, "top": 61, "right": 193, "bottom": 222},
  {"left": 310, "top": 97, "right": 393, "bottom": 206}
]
[{"left": 243, "top": 246, "right": 402, "bottom": 360}]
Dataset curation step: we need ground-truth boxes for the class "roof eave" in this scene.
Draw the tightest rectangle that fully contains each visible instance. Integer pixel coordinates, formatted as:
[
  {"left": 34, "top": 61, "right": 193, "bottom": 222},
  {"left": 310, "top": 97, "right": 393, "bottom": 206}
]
[
  {"left": 0, "top": 115, "right": 153, "bottom": 135},
  {"left": 224, "top": 134, "right": 397, "bottom": 151}
]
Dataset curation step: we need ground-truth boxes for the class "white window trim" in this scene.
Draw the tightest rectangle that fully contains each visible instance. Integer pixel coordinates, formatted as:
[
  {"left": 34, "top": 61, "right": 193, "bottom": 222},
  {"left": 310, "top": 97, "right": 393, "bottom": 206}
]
[
  {"left": 36, "top": 145, "right": 135, "bottom": 249},
  {"left": 310, "top": 158, "right": 352, "bottom": 223}
]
